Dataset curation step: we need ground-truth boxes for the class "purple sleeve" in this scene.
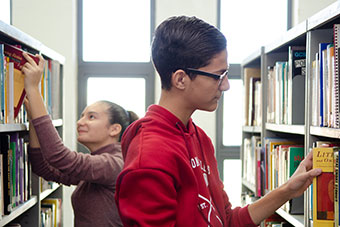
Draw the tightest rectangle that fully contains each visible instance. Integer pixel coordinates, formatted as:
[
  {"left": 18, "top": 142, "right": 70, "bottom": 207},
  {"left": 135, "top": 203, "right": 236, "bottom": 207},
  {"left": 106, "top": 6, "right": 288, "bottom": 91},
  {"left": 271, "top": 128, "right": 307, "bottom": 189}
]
[
  {"left": 28, "top": 147, "right": 79, "bottom": 185},
  {"left": 31, "top": 115, "right": 123, "bottom": 185}
]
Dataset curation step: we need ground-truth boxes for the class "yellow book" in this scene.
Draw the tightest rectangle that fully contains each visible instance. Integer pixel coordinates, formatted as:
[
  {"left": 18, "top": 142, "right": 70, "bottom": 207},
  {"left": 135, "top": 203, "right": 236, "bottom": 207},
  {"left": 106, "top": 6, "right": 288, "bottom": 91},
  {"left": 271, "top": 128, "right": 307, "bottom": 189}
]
[
  {"left": 313, "top": 146, "right": 337, "bottom": 227},
  {"left": 42, "top": 198, "right": 62, "bottom": 227}
]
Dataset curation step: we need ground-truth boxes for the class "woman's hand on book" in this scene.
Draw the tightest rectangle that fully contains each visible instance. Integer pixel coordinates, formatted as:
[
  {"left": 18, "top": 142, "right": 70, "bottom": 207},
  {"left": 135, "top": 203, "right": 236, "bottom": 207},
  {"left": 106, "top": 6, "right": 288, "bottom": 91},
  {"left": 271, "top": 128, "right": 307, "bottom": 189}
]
[{"left": 22, "top": 52, "right": 45, "bottom": 94}]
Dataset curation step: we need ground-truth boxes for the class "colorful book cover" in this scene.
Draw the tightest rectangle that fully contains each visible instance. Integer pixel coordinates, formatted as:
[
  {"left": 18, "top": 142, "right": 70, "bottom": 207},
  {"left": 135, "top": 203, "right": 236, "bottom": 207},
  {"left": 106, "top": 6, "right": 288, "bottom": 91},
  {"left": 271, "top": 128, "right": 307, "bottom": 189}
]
[
  {"left": 3, "top": 44, "right": 40, "bottom": 119},
  {"left": 313, "top": 146, "right": 337, "bottom": 227},
  {"left": 288, "top": 146, "right": 304, "bottom": 214},
  {"left": 267, "top": 139, "right": 297, "bottom": 191},
  {"left": 9, "top": 133, "right": 18, "bottom": 208}
]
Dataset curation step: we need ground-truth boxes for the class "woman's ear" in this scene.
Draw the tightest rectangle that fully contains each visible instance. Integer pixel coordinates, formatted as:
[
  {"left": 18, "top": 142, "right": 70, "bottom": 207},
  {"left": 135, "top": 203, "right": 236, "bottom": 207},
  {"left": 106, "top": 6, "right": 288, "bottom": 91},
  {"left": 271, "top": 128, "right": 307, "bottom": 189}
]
[
  {"left": 110, "top": 123, "right": 122, "bottom": 137},
  {"left": 171, "top": 69, "right": 188, "bottom": 90}
]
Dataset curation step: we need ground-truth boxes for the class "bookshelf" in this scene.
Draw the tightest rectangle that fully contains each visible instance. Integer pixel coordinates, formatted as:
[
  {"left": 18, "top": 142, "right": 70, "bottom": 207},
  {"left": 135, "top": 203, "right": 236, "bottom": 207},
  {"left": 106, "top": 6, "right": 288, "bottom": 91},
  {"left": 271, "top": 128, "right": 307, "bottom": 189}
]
[
  {"left": 241, "top": 2, "right": 340, "bottom": 226},
  {"left": 0, "top": 20, "right": 65, "bottom": 226}
]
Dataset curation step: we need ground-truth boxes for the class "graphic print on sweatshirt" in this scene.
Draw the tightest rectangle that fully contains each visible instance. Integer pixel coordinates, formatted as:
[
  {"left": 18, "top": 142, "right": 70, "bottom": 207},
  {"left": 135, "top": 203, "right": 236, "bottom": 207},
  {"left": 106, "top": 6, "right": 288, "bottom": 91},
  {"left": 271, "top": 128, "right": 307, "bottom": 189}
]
[{"left": 191, "top": 156, "right": 223, "bottom": 227}]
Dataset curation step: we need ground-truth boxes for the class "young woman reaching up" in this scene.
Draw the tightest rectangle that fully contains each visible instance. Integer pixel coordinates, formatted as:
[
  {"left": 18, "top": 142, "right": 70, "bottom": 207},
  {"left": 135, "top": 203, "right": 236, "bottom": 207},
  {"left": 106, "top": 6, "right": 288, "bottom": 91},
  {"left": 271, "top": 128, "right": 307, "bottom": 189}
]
[{"left": 22, "top": 52, "right": 138, "bottom": 227}]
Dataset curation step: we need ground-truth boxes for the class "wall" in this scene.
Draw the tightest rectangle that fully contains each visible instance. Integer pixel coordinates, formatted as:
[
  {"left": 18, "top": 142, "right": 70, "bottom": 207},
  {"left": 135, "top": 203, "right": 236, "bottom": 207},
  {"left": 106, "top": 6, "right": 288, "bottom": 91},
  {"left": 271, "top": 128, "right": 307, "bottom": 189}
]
[
  {"left": 11, "top": 0, "right": 77, "bottom": 225},
  {"left": 292, "top": 0, "right": 337, "bottom": 26}
]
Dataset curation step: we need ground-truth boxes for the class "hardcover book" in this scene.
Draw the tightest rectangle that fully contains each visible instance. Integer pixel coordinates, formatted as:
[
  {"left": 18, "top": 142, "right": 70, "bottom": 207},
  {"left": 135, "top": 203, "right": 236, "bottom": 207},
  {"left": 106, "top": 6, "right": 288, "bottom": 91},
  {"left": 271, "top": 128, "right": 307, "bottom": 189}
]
[
  {"left": 333, "top": 24, "right": 340, "bottom": 128},
  {"left": 288, "top": 146, "right": 304, "bottom": 214},
  {"left": 287, "top": 46, "right": 306, "bottom": 125},
  {"left": 3, "top": 44, "right": 40, "bottom": 119},
  {"left": 313, "top": 146, "right": 338, "bottom": 227}
]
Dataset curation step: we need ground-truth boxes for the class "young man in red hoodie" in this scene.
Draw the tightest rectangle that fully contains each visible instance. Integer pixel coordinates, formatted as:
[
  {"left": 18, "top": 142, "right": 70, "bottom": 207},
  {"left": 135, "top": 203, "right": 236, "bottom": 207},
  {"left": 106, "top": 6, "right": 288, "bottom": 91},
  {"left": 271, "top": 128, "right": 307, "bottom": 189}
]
[{"left": 115, "top": 16, "right": 321, "bottom": 226}]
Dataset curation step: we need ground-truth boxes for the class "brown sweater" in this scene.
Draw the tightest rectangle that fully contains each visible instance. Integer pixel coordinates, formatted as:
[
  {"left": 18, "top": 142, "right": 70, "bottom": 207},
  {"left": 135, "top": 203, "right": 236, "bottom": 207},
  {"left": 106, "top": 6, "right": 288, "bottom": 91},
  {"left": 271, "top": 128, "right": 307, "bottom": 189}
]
[{"left": 29, "top": 115, "right": 123, "bottom": 227}]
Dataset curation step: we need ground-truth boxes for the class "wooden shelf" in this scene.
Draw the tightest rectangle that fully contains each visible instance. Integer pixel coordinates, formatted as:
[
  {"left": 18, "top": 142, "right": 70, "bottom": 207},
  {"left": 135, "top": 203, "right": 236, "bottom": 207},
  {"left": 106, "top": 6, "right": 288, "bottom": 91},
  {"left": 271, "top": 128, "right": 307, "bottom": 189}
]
[
  {"left": 265, "top": 123, "right": 305, "bottom": 135},
  {"left": 242, "top": 179, "right": 256, "bottom": 194},
  {"left": 310, "top": 126, "right": 340, "bottom": 139},
  {"left": 0, "top": 119, "right": 62, "bottom": 132},
  {"left": 276, "top": 208, "right": 304, "bottom": 227},
  {"left": 40, "top": 183, "right": 62, "bottom": 201},
  {"left": 0, "top": 196, "right": 38, "bottom": 226},
  {"left": 242, "top": 125, "right": 261, "bottom": 133},
  {"left": 241, "top": 48, "right": 262, "bottom": 67},
  {"left": 0, "top": 123, "right": 29, "bottom": 132}
]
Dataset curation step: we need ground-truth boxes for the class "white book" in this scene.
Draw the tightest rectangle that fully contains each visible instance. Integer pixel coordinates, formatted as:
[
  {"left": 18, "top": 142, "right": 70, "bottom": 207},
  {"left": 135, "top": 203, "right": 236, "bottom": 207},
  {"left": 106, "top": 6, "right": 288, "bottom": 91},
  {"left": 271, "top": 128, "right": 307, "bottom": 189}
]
[{"left": 7, "top": 62, "right": 14, "bottom": 124}]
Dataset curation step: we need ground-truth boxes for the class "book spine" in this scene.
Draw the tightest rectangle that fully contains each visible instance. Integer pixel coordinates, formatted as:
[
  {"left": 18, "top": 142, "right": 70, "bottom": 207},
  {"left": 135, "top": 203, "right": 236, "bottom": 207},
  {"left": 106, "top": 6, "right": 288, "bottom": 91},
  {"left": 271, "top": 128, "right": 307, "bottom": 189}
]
[
  {"left": 334, "top": 151, "right": 339, "bottom": 227},
  {"left": 334, "top": 24, "right": 340, "bottom": 128}
]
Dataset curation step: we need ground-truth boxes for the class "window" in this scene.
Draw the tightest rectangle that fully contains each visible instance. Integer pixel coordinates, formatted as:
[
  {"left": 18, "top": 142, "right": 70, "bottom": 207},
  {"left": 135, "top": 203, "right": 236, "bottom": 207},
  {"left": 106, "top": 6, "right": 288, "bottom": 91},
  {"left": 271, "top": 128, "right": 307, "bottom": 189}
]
[
  {"left": 77, "top": 0, "right": 155, "bottom": 152},
  {"left": 222, "top": 79, "right": 243, "bottom": 146},
  {"left": 82, "top": 0, "right": 151, "bottom": 62},
  {"left": 0, "top": 0, "right": 11, "bottom": 24}
]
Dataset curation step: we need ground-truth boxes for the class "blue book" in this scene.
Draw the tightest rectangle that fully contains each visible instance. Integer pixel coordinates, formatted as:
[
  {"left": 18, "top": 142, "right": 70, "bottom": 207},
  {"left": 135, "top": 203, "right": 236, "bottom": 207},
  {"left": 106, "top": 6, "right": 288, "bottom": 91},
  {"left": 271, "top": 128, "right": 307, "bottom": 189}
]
[{"left": 319, "top": 42, "right": 331, "bottom": 127}]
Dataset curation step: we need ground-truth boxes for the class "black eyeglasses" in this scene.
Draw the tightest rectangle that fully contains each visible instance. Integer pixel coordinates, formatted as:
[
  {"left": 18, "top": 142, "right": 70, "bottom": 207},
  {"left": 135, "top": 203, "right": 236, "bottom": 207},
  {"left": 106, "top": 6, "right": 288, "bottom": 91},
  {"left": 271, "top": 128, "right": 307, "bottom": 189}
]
[{"left": 183, "top": 68, "right": 229, "bottom": 86}]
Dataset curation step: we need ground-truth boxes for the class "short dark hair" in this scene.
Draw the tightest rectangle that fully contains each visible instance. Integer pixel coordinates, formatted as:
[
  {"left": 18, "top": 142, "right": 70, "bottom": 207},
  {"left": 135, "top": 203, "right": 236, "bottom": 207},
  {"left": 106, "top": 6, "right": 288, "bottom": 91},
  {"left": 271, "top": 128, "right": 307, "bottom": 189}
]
[
  {"left": 98, "top": 100, "right": 139, "bottom": 142},
  {"left": 151, "top": 16, "right": 227, "bottom": 90}
]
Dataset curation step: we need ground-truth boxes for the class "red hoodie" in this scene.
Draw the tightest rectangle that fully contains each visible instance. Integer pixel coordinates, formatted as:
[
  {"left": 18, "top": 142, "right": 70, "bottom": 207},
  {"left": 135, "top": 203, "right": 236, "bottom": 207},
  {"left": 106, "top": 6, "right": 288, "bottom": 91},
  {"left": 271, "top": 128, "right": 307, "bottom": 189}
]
[{"left": 115, "top": 105, "right": 256, "bottom": 227}]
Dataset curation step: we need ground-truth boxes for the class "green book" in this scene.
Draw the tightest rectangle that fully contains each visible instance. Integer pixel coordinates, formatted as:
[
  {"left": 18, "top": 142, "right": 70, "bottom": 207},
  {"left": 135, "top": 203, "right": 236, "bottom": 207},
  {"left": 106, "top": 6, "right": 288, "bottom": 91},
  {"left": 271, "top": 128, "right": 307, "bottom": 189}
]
[
  {"left": 288, "top": 146, "right": 304, "bottom": 176},
  {"left": 288, "top": 146, "right": 304, "bottom": 214}
]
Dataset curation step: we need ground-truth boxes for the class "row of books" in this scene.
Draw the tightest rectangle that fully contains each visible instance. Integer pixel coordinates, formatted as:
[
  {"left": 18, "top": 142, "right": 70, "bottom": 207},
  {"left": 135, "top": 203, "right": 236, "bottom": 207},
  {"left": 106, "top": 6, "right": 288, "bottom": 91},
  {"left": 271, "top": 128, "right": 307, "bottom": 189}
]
[
  {"left": 41, "top": 198, "right": 62, "bottom": 227},
  {"left": 0, "top": 43, "right": 62, "bottom": 124},
  {"left": 0, "top": 132, "right": 31, "bottom": 217},
  {"left": 243, "top": 136, "right": 305, "bottom": 214},
  {"left": 266, "top": 46, "right": 306, "bottom": 125},
  {"left": 243, "top": 135, "right": 261, "bottom": 196},
  {"left": 311, "top": 24, "right": 340, "bottom": 128},
  {"left": 243, "top": 68, "right": 261, "bottom": 127},
  {"left": 245, "top": 138, "right": 340, "bottom": 225}
]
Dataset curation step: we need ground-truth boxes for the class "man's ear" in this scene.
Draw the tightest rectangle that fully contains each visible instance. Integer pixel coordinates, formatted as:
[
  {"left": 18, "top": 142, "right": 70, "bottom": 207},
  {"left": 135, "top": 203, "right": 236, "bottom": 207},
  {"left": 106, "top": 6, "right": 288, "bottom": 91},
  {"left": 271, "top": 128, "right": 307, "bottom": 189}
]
[
  {"left": 110, "top": 123, "right": 122, "bottom": 137},
  {"left": 171, "top": 69, "right": 188, "bottom": 90}
]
